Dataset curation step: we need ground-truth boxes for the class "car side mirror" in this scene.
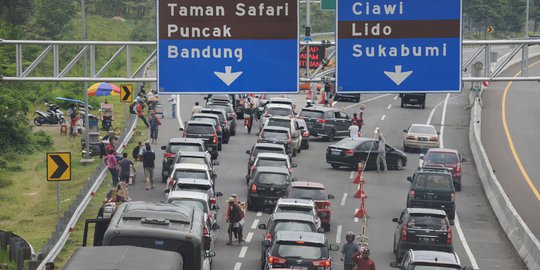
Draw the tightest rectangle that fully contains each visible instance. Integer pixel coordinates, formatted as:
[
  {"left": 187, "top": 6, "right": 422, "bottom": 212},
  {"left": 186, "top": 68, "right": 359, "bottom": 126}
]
[
  {"left": 262, "top": 240, "right": 272, "bottom": 247},
  {"left": 205, "top": 251, "right": 216, "bottom": 258},
  {"left": 213, "top": 160, "right": 220, "bottom": 166},
  {"left": 212, "top": 205, "right": 220, "bottom": 210},
  {"left": 407, "top": 176, "right": 412, "bottom": 182},
  {"left": 164, "top": 188, "right": 170, "bottom": 193},
  {"left": 461, "top": 157, "right": 467, "bottom": 162},
  {"left": 258, "top": 224, "right": 267, "bottom": 230},
  {"left": 328, "top": 244, "right": 339, "bottom": 251},
  {"left": 403, "top": 129, "right": 407, "bottom": 132},
  {"left": 327, "top": 194, "right": 335, "bottom": 199},
  {"left": 419, "top": 154, "right": 424, "bottom": 160},
  {"left": 246, "top": 150, "right": 251, "bottom": 155},
  {"left": 389, "top": 262, "right": 399, "bottom": 268},
  {"left": 161, "top": 146, "right": 166, "bottom": 150},
  {"left": 179, "top": 127, "right": 184, "bottom": 131},
  {"left": 216, "top": 192, "right": 223, "bottom": 197},
  {"left": 291, "top": 177, "right": 298, "bottom": 182},
  {"left": 392, "top": 218, "right": 399, "bottom": 223},
  {"left": 212, "top": 223, "right": 220, "bottom": 230},
  {"left": 292, "top": 163, "right": 297, "bottom": 168},
  {"left": 256, "top": 132, "right": 260, "bottom": 136},
  {"left": 299, "top": 126, "right": 305, "bottom": 130},
  {"left": 317, "top": 227, "right": 325, "bottom": 233}
]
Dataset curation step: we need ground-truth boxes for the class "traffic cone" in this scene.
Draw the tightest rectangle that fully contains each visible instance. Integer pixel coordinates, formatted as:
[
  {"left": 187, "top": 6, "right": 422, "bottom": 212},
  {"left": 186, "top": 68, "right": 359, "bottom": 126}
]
[
  {"left": 355, "top": 201, "right": 368, "bottom": 218},
  {"left": 354, "top": 183, "right": 367, "bottom": 198},
  {"left": 306, "top": 87, "right": 312, "bottom": 100},
  {"left": 352, "top": 163, "right": 363, "bottom": 184},
  {"left": 319, "top": 91, "right": 326, "bottom": 104}
]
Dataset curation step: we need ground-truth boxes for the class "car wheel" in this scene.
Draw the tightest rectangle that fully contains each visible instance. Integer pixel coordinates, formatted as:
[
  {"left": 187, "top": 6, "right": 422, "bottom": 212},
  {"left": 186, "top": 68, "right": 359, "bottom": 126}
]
[
  {"left": 395, "top": 158, "right": 404, "bottom": 170},
  {"left": 247, "top": 199, "right": 257, "bottom": 211},
  {"left": 218, "top": 143, "right": 222, "bottom": 151},
  {"left": 326, "top": 130, "right": 335, "bottom": 142},
  {"left": 331, "top": 163, "right": 340, "bottom": 169},
  {"left": 421, "top": 102, "right": 425, "bottom": 109},
  {"left": 403, "top": 143, "right": 409, "bottom": 152},
  {"left": 231, "top": 128, "right": 236, "bottom": 136},
  {"left": 455, "top": 182, "right": 462, "bottom": 191},
  {"left": 323, "top": 223, "right": 330, "bottom": 232},
  {"left": 355, "top": 97, "right": 360, "bottom": 103},
  {"left": 400, "top": 100, "right": 405, "bottom": 108}
]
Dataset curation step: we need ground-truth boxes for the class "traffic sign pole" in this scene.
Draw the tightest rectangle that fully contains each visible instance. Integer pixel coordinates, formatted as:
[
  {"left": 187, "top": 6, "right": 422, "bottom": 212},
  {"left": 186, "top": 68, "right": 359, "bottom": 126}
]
[{"left": 57, "top": 182, "right": 61, "bottom": 225}]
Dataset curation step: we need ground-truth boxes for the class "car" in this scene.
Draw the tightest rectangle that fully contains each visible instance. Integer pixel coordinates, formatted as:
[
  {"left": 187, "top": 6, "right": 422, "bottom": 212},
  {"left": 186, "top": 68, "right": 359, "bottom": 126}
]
[
  {"left": 258, "top": 213, "right": 325, "bottom": 269},
  {"left": 246, "top": 143, "right": 288, "bottom": 173},
  {"left": 170, "top": 151, "right": 218, "bottom": 179},
  {"left": 420, "top": 148, "right": 466, "bottom": 191},
  {"left": 167, "top": 163, "right": 215, "bottom": 190},
  {"left": 160, "top": 138, "right": 207, "bottom": 182},
  {"left": 326, "top": 137, "right": 407, "bottom": 170},
  {"left": 257, "top": 126, "right": 295, "bottom": 158},
  {"left": 406, "top": 167, "right": 456, "bottom": 220},
  {"left": 295, "top": 118, "right": 310, "bottom": 150},
  {"left": 168, "top": 177, "right": 218, "bottom": 200},
  {"left": 247, "top": 153, "right": 297, "bottom": 183},
  {"left": 201, "top": 107, "right": 236, "bottom": 136},
  {"left": 286, "top": 181, "right": 335, "bottom": 232},
  {"left": 166, "top": 190, "right": 221, "bottom": 230},
  {"left": 181, "top": 121, "right": 219, "bottom": 159},
  {"left": 403, "top": 124, "right": 440, "bottom": 152},
  {"left": 205, "top": 94, "right": 234, "bottom": 106},
  {"left": 205, "top": 103, "right": 237, "bottom": 136},
  {"left": 273, "top": 198, "right": 321, "bottom": 228},
  {"left": 392, "top": 208, "right": 454, "bottom": 261},
  {"left": 334, "top": 92, "right": 361, "bottom": 102},
  {"left": 247, "top": 167, "right": 294, "bottom": 211},
  {"left": 262, "top": 116, "right": 303, "bottom": 154},
  {"left": 265, "top": 97, "right": 295, "bottom": 110},
  {"left": 400, "top": 93, "right": 426, "bottom": 109},
  {"left": 299, "top": 106, "right": 351, "bottom": 141},
  {"left": 191, "top": 113, "right": 227, "bottom": 147},
  {"left": 390, "top": 250, "right": 473, "bottom": 270},
  {"left": 259, "top": 104, "right": 295, "bottom": 131},
  {"left": 262, "top": 231, "right": 339, "bottom": 270}
]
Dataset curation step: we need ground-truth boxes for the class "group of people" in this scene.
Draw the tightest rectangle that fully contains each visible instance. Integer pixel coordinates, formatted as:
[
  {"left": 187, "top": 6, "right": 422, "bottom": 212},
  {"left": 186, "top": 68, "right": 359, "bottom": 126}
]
[
  {"left": 342, "top": 231, "right": 376, "bottom": 270},
  {"left": 131, "top": 88, "right": 162, "bottom": 143},
  {"left": 347, "top": 105, "right": 387, "bottom": 172},
  {"left": 225, "top": 194, "right": 246, "bottom": 245}
]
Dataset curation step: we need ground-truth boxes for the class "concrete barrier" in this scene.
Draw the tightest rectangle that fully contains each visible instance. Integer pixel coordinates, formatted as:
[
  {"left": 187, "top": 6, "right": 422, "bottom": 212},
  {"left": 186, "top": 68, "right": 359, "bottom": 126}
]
[{"left": 469, "top": 100, "right": 540, "bottom": 270}]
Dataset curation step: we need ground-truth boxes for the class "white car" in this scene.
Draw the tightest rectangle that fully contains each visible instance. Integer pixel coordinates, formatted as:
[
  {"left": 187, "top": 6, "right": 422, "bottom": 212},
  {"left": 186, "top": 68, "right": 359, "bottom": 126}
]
[
  {"left": 167, "top": 163, "right": 215, "bottom": 189},
  {"left": 166, "top": 190, "right": 221, "bottom": 229},
  {"left": 403, "top": 124, "right": 440, "bottom": 152},
  {"left": 259, "top": 104, "right": 295, "bottom": 131},
  {"left": 273, "top": 198, "right": 321, "bottom": 228}
]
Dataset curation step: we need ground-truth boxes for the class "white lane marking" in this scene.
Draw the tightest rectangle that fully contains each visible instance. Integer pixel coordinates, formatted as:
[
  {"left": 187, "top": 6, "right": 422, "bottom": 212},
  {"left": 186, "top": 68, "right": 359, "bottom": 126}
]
[
  {"left": 239, "top": 246, "right": 248, "bottom": 258},
  {"left": 176, "top": 94, "right": 184, "bottom": 129},
  {"left": 336, "top": 225, "right": 343, "bottom": 244},
  {"left": 341, "top": 193, "right": 348, "bottom": 206},
  {"left": 455, "top": 215, "right": 480, "bottom": 269},
  {"left": 394, "top": 95, "right": 398, "bottom": 100},
  {"left": 251, "top": 219, "right": 259, "bottom": 229},
  {"left": 428, "top": 93, "right": 479, "bottom": 270},
  {"left": 387, "top": 104, "right": 392, "bottom": 110},
  {"left": 344, "top": 94, "right": 391, "bottom": 110},
  {"left": 246, "top": 232, "right": 254, "bottom": 243},
  {"left": 256, "top": 211, "right": 263, "bottom": 217},
  {"left": 350, "top": 171, "right": 355, "bottom": 179},
  {"left": 381, "top": 114, "right": 386, "bottom": 121},
  {"left": 374, "top": 127, "right": 379, "bottom": 134},
  {"left": 354, "top": 209, "right": 359, "bottom": 222},
  {"left": 332, "top": 101, "right": 338, "bottom": 107},
  {"left": 234, "top": 262, "right": 242, "bottom": 270}
]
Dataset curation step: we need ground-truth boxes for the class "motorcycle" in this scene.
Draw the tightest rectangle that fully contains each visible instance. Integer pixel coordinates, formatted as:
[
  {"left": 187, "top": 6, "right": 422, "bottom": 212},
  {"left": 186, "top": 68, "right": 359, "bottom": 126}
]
[
  {"left": 33, "top": 103, "right": 65, "bottom": 126},
  {"left": 102, "top": 115, "right": 113, "bottom": 131}
]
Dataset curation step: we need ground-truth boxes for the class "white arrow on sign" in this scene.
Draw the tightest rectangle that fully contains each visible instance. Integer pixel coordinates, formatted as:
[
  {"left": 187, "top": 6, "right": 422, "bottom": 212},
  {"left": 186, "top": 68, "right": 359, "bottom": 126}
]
[
  {"left": 384, "top": 65, "right": 413, "bottom": 86},
  {"left": 214, "top": 66, "right": 243, "bottom": 86}
]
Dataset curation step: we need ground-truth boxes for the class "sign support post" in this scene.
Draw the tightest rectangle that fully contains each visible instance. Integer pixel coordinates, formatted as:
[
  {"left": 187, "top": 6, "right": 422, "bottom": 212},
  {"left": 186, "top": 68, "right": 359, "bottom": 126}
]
[{"left": 47, "top": 152, "right": 72, "bottom": 225}]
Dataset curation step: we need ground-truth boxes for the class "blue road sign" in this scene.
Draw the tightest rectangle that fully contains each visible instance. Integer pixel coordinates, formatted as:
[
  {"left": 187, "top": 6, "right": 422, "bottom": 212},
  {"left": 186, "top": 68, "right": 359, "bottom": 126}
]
[
  {"left": 157, "top": 0, "right": 299, "bottom": 94},
  {"left": 337, "top": 0, "right": 462, "bottom": 93}
]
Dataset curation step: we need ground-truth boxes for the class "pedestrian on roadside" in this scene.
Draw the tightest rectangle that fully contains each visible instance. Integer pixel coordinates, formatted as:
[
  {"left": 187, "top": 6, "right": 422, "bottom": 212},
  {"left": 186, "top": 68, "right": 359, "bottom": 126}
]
[
  {"left": 342, "top": 231, "right": 360, "bottom": 270},
  {"left": 149, "top": 111, "right": 161, "bottom": 144},
  {"left": 192, "top": 101, "right": 203, "bottom": 116},
  {"left": 45, "top": 262, "right": 55, "bottom": 270},
  {"left": 119, "top": 153, "right": 135, "bottom": 184},
  {"left": 226, "top": 197, "right": 244, "bottom": 245},
  {"left": 358, "top": 104, "right": 365, "bottom": 132},
  {"left": 105, "top": 138, "right": 116, "bottom": 155},
  {"left": 353, "top": 247, "right": 376, "bottom": 270},
  {"left": 168, "top": 95, "right": 177, "bottom": 118},
  {"left": 376, "top": 130, "right": 387, "bottom": 173},
  {"left": 132, "top": 141, "right": 142, "bottom": 161},
  {"left": 142, "top": 144, "right": 155, "bottom": 190},
  {"left": 105, "top": 149, "right": 120, "bottom": 187},
  {"left": 136, "top": 100, "right": 149, "bottom": 128},
  {"left": 349, "top": 123, "right": 359, "bottom": 139},
  {"left": 231, "top": 194, "right": 245, "bottom": 241},
  {"left": 351, "top": 113, "right": 361, "bottom": 126}
]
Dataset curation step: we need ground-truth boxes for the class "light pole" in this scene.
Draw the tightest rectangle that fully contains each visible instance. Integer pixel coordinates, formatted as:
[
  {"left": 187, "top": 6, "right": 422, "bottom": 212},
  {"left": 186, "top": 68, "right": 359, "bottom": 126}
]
[
  {"left": 525, "top": 0, "right": 530, "bottom": 38},
  {"left": 81, "top": 0, "right": 92, "bottom": 162}
]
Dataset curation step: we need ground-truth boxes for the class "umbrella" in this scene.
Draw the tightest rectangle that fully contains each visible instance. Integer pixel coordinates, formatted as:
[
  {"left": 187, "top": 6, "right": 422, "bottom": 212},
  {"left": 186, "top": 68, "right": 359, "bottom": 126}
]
[
  {"left": 87, "top": 82, "right": 120, "bottom": 96},
  {"left": 55, "top": 97, "right": 94, "bottom": 109}
]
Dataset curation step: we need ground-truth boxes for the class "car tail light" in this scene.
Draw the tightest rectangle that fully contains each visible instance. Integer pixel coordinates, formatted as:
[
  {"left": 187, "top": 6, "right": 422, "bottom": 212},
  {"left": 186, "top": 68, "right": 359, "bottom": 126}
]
[
  {"left": 210, "top": 198, "right": 217, "bottom": 205},
  {"left": 250, "top": 184, "right": 257, "bottom": 193},
  {"left": 212, "top": 133, "right": 217, "bottom": 144},
  {"left": 163, "top": 152, "right": 175, "bottom": 159},
  {"left": 264, "top": 233, "right": 273, "bottom": 241},
  {"left": 216, "top": 126, "right": 222, "bottom": 131},
  {"left": 268, "top": 256, "right": 286, "bottom": 264},
  {"left": 401, "top": 225, "right": 408, "bottom": 241},
  {"left": 168, "top": 178, "right": 175, "bottom": 187},
  {"left": 344, "top": 149, "right": 354, "bottom": 156},
  {"left": 312, "top": 259, "right": 331, "bottom": 267},
  {"left": 451, "top": 192, "right": 456, "bottom": 202},
  {"left": 317, "top": 119, "right": 326, "bottom": 123},
  {"left": 430, "top": 136, "right": 439, "bottom": 141},
  {"left": 251, "top": 165, "right": 257, "bottom": 174},
  {"left": 303, "top": 131, "right": 309, "bottom": 137},
  {"left": 447, "top": 226, "right": 453, "bottom": 244},
  {"left": 406, "top": 135, "right": 415, "bottom": 140},
  {"left": 204, "top": 227, "right": 210, "bottom": 236}
]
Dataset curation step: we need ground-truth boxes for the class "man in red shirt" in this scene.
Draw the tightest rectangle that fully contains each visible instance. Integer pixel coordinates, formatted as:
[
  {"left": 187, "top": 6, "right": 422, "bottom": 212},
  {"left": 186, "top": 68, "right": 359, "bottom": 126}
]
[
  {"left": 353, "top": 247, "right": 376, "bottom": 270},
  {"left": 136, "top": 101, "right": 149, "bottom": 128}
]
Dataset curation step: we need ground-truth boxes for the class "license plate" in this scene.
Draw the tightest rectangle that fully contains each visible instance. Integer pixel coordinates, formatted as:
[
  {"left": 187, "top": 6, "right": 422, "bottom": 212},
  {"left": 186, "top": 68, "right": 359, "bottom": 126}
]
[
  {"left": 418, "top": 137, "right": 428, "bottom": 141},
  {"left": 291, "top": 267, "right": 308, "bottom": 270},
  {"left": 264, "top": 199, "right": 276, "bottom": 204},
  {"left": 331, "top": 150, "right": 341, "bottom": 155},
  {"left": 410, "top": 98, "right": 418, "bottom": 102},
  {"left": 419, "top": 237, "right": 435, "bottom": 243}
]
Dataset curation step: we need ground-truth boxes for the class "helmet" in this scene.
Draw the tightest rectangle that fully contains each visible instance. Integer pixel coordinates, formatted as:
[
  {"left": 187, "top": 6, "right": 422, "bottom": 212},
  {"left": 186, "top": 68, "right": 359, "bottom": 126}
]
[{"left": 345, "top": 231, "right": 355, "bottom": 238}]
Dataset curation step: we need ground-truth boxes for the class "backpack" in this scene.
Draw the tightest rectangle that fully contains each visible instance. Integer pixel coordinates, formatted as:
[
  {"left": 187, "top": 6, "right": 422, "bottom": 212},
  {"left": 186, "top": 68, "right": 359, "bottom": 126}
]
[{"left": 129, "top": 102, "right": 136, "bottom": 114}]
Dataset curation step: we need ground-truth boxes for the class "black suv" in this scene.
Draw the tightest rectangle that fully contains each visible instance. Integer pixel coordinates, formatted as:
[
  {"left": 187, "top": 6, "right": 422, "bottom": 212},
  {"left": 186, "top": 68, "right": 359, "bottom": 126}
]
[
  {"left": 392, "top": 208, "right": 453, "bottom": 261},
  {"left": 257, "top": 126, "right": 294, "bottom": 157},
  {"left": 181, "top": 121, "right": 218, "bottom": 160},
  {"left": 334, "top": 92, "right": 361, "bottom": 102},
  {"left": 205, "top": 103, "right": 237, "bottom": 136},
  {"left": 246, "top": 143, "right": 288, "bottom": 176},
  {"left": 191, "top": 113, "right": 227, "bottom": 147},
  {"left": 262, "top": 231, "right": 338, "bottom": 270},
  {"left": 391, "top": 250, "right": 473, "bottom": 270},
  {"left": 400, "top": 93, "right": 426, "bottom": 109},
  {"left": 406, "top": 167, "right": 456, "bottom": 220},
  {"left": 299, "top": 106, "right": 351, "bottom": 141},
  {"left": 247, "top": 166, "right": 293, "bottom": 211},
  {"left": 160, "top": 138, "right": 206, "bottom": 182},
  {"left": 201, "top": 107, "right": 235, "bottom": 137}
]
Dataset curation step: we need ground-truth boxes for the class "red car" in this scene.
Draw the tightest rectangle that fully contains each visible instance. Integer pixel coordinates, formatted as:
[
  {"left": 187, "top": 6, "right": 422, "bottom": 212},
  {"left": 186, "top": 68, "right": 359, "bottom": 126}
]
[
  {"left": 285, "top": 181, "right": 335, "bottom": 231},
  {"left": 421, "top": 148, "right": 466, "bottom": 191}
]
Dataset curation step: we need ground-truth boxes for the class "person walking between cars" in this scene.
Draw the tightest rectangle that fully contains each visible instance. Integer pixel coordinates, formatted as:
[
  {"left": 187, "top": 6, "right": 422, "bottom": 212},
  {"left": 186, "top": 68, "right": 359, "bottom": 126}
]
[
  {"left": 342, "top": 231, "right": 360, "bottom": 270},
  {"left": 349, "top": 123, "right": 359, "bottom": 139},
  {"left": 119, "top": 153, "right": 136, "bottom": 184},
  {"left": 149, "top": 111, "right": 161, "bottom": 144},
  {"left": 376, "top": 131, "right": 387, "bottom": 173},
  {"left": 192, "top": 101, "right": 203, "bottom": 116},
  {"left": 105, "top": 149, "right": 120, "bottom": 187},
  {"left": 358, "top": 104, "right": 365, "bottom": 132},
  {"left": 142, "top": 144, "right": 155, "bottom": 190},
  {"left": 231, "top": 194, "right": 245, "bottom": 241},
  {"left": 226, "top": 197, "right": 244, "bottom": 245},
  {"left": 353, "top": 247, "right": 376, "bottom": 270}
]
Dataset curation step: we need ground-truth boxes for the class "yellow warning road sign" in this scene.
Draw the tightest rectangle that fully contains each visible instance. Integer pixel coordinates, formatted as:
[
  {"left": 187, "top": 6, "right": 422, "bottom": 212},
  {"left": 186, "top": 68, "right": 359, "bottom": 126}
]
[
  {"left": 47, "top": 152, "right": 71, "bottom": 181},
  {"left": 120, "top": 84, "right": 133, "bottom": 103},
  {"left": 487, "top": 26, "right": 494, "bottom": 33}
]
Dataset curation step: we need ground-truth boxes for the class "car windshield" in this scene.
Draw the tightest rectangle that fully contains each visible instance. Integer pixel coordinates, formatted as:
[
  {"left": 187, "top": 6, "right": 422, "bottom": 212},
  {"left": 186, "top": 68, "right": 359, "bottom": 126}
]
[
  {"left": 174, "top": 170, "right": 208, "bottom": 180},
  {"left": 412, "top": 266, "right": 461, "bottom": 270},
  {"left": 267, "top": 119, "right": 291, "bottom": 128},
  {"left": 300, "top": 110, "right": 324, "bottom": 119},
  {"left": 170, "top": 144, "right": 203, "bottom": 153},
  {"left": 186, "top": 124, "right": 213, "bottom": 134},
  {"left": 425, "top": 153, "right": 458, "bottom": 164},
  {"left": 178, "top": 157, "right": 206, "bottom": 166},
  {"left": 192, "top": 117, "right": 218, "bottom": 126},
  {"left": 413, "top": 174, "right": 452, "bottom": 189},
  {"left": 276, "top": 244, "right": 323, "bottom": 260},
  {"left": 334, "top": 138, "right": 361, "bottom": 148},
  {"left": 253, "top": 147, "right": 285, "bottom": 156},
  {"left": 207, "top": 104, "right": 233, "bottom": 114},
  {"left": 177, "top": 183, "right": 211, "bottom": 191},
  {"left": 276, "top": 205, "right": 312, "bottom": 213},
  {"left": 407, "top": 215, "right": 448, "bottom": 230},
  {"left": 202, "top": 110, "right": 226, "bottom": 122},
  {"left": 263, "top": 130, "right": 289, "bottom": 140},
  {"left": 288, "top": 188, "right": 327, "bottom": 200},
  {"left": 257, "top": 158, "right": 288, "bottom": 168},
  {"left": 267, "top": 108, "right": 293, "bottom": 116},
  {"left": 410, "top": 125, "right": 437, "bottom": 134},
  {"left": 257, "top": 173, "right": 288, "bottom": 185},
  {"left": 169, "top": 199, "right": 206, "bottom": 213},
  {"left": 273, "top": 221, "right": 314, "bottom": 233}
]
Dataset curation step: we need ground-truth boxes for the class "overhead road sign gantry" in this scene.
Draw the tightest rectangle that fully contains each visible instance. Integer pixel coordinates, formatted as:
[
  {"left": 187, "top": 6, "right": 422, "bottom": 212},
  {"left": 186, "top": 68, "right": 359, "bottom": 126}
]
[
  {"left": 336, "top": 0, "right": 462, "bottom": 93},
  {"left": 157, "top": 0, "right": 299, "bottom": 94}
]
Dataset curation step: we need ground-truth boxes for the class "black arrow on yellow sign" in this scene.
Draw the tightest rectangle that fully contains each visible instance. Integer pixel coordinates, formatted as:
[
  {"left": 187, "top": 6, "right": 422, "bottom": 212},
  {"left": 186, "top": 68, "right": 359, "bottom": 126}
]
[
  {"left": 47, "top": 152, "right": 71, "bottom": 181},
  {"left": 120, "top": 84, "right": 133, "bottom": 103}
]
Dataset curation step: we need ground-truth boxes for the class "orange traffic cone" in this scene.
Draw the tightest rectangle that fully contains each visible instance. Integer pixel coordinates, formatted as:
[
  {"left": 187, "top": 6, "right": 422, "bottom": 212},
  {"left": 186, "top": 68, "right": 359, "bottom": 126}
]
[
  {"left": 306, "top": 87, "right": 312, "bottom": 100},
  {"left": 352, "top": 163, "right": 363, "bottom": 184},
  {"left": 319, "top": 91, "right": 326, "bottom": 104},
  {"left": 355, "top": 201, "right": 368, "bottom": 218},
  {"left": 354, "top": 183, "right": 367, "bottom": 198}
]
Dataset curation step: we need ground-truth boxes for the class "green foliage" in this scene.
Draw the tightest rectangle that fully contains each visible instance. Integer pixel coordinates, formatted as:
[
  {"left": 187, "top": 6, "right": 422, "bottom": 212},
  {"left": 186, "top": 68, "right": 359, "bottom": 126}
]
[{"left": 32, "top": 0, "right": 77, "bottom": 39}]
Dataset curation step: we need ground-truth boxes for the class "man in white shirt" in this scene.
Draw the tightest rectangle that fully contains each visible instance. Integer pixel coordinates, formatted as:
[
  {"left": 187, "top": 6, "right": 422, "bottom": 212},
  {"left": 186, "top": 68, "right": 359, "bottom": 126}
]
[
  {"left": 168, "top": 95, "right": 177, "bottom": 118},
  {"left": 349, "top": 124, "right": 359, "bottom": 139}
]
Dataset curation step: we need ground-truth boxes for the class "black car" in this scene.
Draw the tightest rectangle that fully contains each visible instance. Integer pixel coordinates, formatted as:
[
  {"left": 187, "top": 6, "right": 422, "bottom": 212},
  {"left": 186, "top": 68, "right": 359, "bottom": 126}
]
[
  {"left": 191, "top": 113, "right": 227, "bottom": 147},
  {"left": 406, "top": 167, "right": 456, "bottom": 220},
  {"left": 400, "top": 93, "right": 426, "bottom": 109},
  {"left": 391, "top": 250, "right": 473, "bottom": 270},
  {"left": 326, "top": 138, "right": 407, "bottom": 170},
  {"left": 201, "top": 107, "right": 236, "bottom": 137},
  {"left": 180, "top": 121, "right": 218, "bottom": 160},
  {"left": 299, "top": 106, "right": 351, "bottom": 141},
  {"left": 258, "top": 212, "right": 324, "bottom": 269},
  {"left": 392, "top": 208, "right": 453, "bottom": 261},
  {"left": 247, "top": 166, "right": 293, "bottom": 211},
  {"left": 262, "top": 231, "right": 338, "bottom": 270},
  {"left": 257, "top": 126, "right": 294, "bottom": 157},
  {"left": 334, "top": 92, "right": 361, "bottom": 102},
  {"left": 246, "top": 143, "right": 288, "bottom": 175},
  {"left": 160, "top": 138, "right": 207, "bottom": 182},
  {"left": 205, "top": 103, "right": 237, "bottom": 136}
]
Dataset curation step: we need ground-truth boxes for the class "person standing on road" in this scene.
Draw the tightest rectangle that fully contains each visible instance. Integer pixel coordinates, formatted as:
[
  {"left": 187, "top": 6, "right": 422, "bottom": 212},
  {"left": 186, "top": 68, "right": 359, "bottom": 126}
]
[
  {"left": 376, "top": 131, "right": 387, "bottom": 173},
  {"left": 353, "top": 247, "right": 376, "bottom": 270},
  {"left": 136, "top": 100, "right": 149, "bottom": 128},
  {"left": 358, "top": 104, "right": 365, "bottom": 132},
  {"left": 105, "top": 149, "right": 120, "bottom": 187},
  {"left": 119, "top": 153, "right": 135, "bottom": 184},
  {"left": 232, "top": 194, "right": 245, "bottom": 241},
  {"left": 149, "top": 111, "right": 161, "bottom": 144},
  {"left": 349, "top": 122, "right": 359, "bottom": 139},
  {"left": 192, "top": 101, "right": 203, "bottom": 116},
  {"left": 226, "top": 197, "right": 244, "bottom": 245},
  {"left": 168, "top": 95, "right": 177, "bottom": 118},
  {"left": 142, "top": 144, "right": 155, "bottom": 190},
  {"left": 342, "top": 231, "right": 360, "bottom": 270},
  {"left": 132, "top": 141, "right": 142, "bottom": 161}
]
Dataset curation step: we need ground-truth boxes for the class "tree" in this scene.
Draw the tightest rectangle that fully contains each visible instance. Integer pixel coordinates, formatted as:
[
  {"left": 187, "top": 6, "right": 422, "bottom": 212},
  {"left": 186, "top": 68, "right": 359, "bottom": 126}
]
[{"left": 32, "top": 0, "right": 77, "bottom": 39}]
